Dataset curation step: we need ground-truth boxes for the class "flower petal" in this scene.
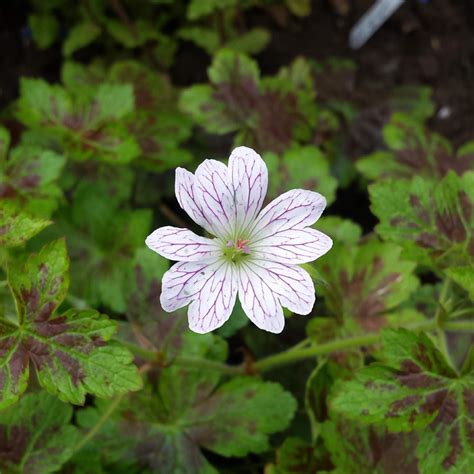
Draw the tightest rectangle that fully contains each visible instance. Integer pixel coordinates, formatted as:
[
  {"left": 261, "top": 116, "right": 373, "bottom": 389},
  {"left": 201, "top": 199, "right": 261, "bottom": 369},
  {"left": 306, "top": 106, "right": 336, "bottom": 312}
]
[
  {"left": 249, "top": 189, "right": 327, "bottom": 241},
  {"left": 249, "top": 260, "right": 315, "bottom": 315},
  {"left": 175, "top": 167, "right": 215, "bottom": 234},
  {"left": 161, "top": 260, "right": 213, "bottom": 312},
  {"left": 194, "top": 159, "right": 236, "bottom": 239},
  {"left": 228, "top": 146, "right": 268, "bottom": 235},
  {"left": 160, "top": 260, "right": 237, "bottom": 333},
  {"left": 252, "top": 227, "right": 333, "bottom": 264},
  {"left": 238, "top": 262, "right": 285, "bottom": 333},
  {"left": 145, "top": 226, "right": 221, "bottom": 262},
  {"left": 188, "top": 262, "right": 238, "bottom": 334}
]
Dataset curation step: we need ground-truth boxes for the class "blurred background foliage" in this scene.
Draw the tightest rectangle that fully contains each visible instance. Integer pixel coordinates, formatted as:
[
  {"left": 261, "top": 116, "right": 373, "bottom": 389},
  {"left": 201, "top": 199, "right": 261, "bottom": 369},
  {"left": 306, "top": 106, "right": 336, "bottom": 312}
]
[{"left": 0, "top": 0, "right": 473, "bottom": 473}]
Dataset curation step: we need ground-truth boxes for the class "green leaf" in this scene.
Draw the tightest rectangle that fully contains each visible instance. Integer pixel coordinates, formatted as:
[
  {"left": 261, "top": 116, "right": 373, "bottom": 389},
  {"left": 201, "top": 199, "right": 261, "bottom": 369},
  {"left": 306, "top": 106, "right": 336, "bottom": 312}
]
[
  {"left": 0, "top": 392, "right": 80, "bottom": 474},
  {"left": 16, "top": 78, "right": 140, "bottom": 164},
  {"left": 180, "top": 50, "right": 316, "bottom": 153},
  {"left": 331, "top": 328, "right": 474, "bottom": 473},
  {"left": 105, "top": 19, "right": 157, "bottom": 48},
  {"left": 57, "top": 181, "right": 159, "bottom": 312},
  {"left": 224, "top": 28, "right": 271, "bottom": 55},
  {"left": 357, "top": 113, "right": 473, "bottom": 180},
  {"left": 78, "top": 373, "right": 296, "bottom": 473},
  {"left": 317, "top": 239, "right": 419, "bottom": 335},
  {"left": 286, "top": 0, "right": 312, "bottom": 17},
  {"left": 108, "top": 60, "right": 193, "bottom": 171},
  {"left": 0, "top": 201, "right": 51, "bottom": 248},
  {"left": 0, "top": 144, "right": 66, "bottom": 217},
  {"left": 178, "top": 27, "right": 219, "bottom": 55},
  {"left": 187, "top": 0, "right": 238, "bottom": 20},
  {"left": 264, "top": 145, "right": 338, "bottom": 203},
  {"left": 0, "top": 126, "right": 10, "bottom": 161},
  {"left": 445, "top": 266, "right": 474, "bottom": 300},
  {"left": 28, "top": 13, "right": 59, "bottom": 49},
  {"left": 268, "top": 437, "right": 321, "bottom": 473},
  {"left": 316, "top": 217, "right": 362, "bottom": 245},
  {"left": 321, "top": 419, "right": 418, "bottom": 474},
  {"left": 0, "top": 239, "right": 141, "bottom": 408},
  {"left": 62, "top": 22, "right": 101, "bottom": 56},
  {"left": 369, "top": 171, "right": 474, "bottom": 269}
]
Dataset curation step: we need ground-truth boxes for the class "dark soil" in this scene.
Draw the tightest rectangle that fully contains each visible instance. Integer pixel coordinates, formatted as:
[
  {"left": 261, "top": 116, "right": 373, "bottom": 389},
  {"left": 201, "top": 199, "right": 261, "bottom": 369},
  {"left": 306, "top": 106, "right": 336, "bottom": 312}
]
[{"left": 2, "top": 0, "right": 473, "bottom": 141}]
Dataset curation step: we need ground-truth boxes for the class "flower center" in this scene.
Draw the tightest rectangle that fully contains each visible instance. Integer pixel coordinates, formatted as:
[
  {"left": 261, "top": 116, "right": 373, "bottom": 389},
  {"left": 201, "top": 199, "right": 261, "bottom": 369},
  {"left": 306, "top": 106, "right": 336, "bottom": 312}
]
[{"left": 223, "top": 239, "right": 251, "bottom": 263}]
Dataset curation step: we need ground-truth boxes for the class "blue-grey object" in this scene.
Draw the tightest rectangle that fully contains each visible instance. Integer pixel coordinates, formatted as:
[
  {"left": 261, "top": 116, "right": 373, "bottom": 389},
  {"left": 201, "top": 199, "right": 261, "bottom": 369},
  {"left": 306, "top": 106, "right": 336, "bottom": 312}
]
[{"left": 349, "top": 0, "right": 406, "bottom": 49}]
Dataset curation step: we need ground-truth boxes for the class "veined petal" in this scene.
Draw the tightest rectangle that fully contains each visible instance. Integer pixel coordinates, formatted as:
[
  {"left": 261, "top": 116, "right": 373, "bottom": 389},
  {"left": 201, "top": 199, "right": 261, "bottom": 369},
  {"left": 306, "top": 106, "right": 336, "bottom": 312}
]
[
  {"left": 194, "top": 159, "right": 236, "bottom": 239},
  {"left": 228, "top": 146, "right": 268, "bottom": 235},
  {"left": 238, "top": 262, "right": 285, "bottom": 334},
  {"left": 252, "top": 227, "right": 333, "bottom": 264},
  {"left": 249, "top": 189, "right": 327, "bottom": 241},
  {"left": 175, "top": 167, "right": 215, "bottom": 234},
  {"left": 188, "top": 262, "right": 238, "bottom": 334},
  {"left": 160, "top": 260, "right": 237, "bottom": 333},
  {"left": 160, "top": 260, "right": 213, "bottom": 312},
  {"left": 145, "top": 226, "right": 221, "bottom": 261},
  {"left": 249, "top": 260, "right": 315, "bottom": 315}
]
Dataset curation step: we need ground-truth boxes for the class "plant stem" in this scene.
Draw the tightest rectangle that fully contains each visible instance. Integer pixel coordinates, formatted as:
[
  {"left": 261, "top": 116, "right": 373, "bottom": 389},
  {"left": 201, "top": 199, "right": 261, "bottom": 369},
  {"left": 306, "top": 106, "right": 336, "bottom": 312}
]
[
  {"left": 444, "top": 320, "right": 474, "bottom": 332},
  {"left": 120, "top": 339, "right": 242, "bottom": 375},
  {"left": 252, "top": 333, "right": 380, "bottom": 373},
  {"left": 449, "top": 308, "right": 474, "bottom": 320},
  {"left": 434, "top": 278, "right": 453, "bottom": 366},
  {"left": 71, "top": 393, "right": 125, "bottom": 455},
  {"left": 174, "top": 356, "right": 243, "bottom": 375},
  {"left": 119, "top": 318, "right": 474, "bottom": 376},
  {"left": 72, "top": 364, "right": 151, "bottom": 455}
]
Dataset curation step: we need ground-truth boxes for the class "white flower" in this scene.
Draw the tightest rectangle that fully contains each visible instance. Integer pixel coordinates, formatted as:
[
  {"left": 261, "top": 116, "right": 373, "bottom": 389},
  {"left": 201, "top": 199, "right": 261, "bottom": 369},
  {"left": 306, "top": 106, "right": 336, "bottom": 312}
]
[{"left": 145, "top": 147, "right": 333, "bottom": 334}]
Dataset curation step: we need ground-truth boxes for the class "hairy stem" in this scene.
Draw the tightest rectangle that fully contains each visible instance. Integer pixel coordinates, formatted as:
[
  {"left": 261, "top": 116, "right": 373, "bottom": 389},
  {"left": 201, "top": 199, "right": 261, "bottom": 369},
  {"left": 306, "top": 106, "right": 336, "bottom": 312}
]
[{"left": 120, "top": 318, "right": 474, "bottom": 376}]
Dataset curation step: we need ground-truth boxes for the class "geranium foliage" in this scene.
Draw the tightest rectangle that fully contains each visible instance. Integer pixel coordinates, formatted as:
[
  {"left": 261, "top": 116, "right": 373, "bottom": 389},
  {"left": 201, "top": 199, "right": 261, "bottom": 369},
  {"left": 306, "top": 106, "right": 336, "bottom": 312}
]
[
  {"left": 331, "top": 329, "right": 474, "bottom": 473},
  {"left": 0, "top": 239, "right": 141, "bottom": 409},
  {"left": 0, "top": 2, "right": 473, "bottom": 473}
]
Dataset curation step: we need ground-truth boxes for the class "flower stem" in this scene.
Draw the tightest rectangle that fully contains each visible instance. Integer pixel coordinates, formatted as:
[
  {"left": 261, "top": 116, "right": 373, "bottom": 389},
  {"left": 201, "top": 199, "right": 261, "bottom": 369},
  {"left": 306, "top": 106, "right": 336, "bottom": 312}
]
[
  {"left": 118, "top": 319, "right": 474, "bottom": 376},
  {"left": 252, "top": 333, "right": 379, "bottom": 373}
]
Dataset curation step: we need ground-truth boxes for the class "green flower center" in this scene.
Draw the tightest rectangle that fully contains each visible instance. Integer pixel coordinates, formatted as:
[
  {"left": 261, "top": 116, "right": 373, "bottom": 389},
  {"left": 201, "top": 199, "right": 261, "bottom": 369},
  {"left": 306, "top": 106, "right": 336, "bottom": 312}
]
[{"left": 222, "top": 239, "right": 251, "bottom": 264}]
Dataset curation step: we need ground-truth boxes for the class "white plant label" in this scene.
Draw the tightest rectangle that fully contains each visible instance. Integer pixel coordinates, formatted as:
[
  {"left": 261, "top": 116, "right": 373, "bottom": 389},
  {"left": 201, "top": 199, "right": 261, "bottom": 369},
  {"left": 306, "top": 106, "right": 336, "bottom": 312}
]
[{"left": 349, "top": 0, "right": 406, "bottom": 49}]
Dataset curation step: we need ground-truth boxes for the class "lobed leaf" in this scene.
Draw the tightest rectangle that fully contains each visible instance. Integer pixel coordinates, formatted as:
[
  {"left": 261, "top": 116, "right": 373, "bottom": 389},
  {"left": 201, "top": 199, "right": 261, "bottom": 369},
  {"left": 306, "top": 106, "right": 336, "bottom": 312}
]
[
  {"left": 74, "top": 324, "right": 296, "bottom": 473},
  {"left": 180, "top": 50, "right": 316, "bottom": 153},
  {"left": 0, "top": 201, "right": 51, "bottom": 249},
  {"left": 0, "top": 239, "right": 141, "bottom": 408},
  {"left": 264, "top": 145, "right": 338, "bottom": 203},
  {"left": 331, "top": 328, "right": 474, "bottom": 473},
  {"left": 16, "top": 78, "right": 140, "bottom": 164},
  {"left": 58, "top": 181, "right": 165, "bottom": 313},
  {"left": 370, "top": 171, "right": 474, "bottom": 270},
  {"left": 357, "top": 114, "right": 474, "bottom": 181},
  {"left": 317, "top": 239, "right": 419, "bottom": 334},
  {"left": 0, "top": 392, "right": 80, "bottom": 474}
]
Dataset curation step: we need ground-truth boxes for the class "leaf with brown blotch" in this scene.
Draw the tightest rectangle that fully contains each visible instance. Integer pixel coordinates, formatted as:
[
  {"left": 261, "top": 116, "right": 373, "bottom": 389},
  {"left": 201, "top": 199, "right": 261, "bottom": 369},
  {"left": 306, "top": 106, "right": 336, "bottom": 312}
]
[
  {"left": 370, "top": 171, "right": 474, "bottom": 271},
  {"left": 331, "top": 328, "right": 474, "bottom": 473},
  {"left": 357, "top": 113, "right": 474, "bottom": 181},
  {"left": 0, "top": 392, "right": 80, "bottom": 474},
  {"left": 73, "top": 326, "right": 296, "bottom": 473},
  {"left": 180, "top": 50, "right": 316, "bottom": 153},
  {"left": 0, "top": 239, "right": 141, "bottom": 409},
  {"left": 315, "top": 239, "right": 419, "bottom": 337}
]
